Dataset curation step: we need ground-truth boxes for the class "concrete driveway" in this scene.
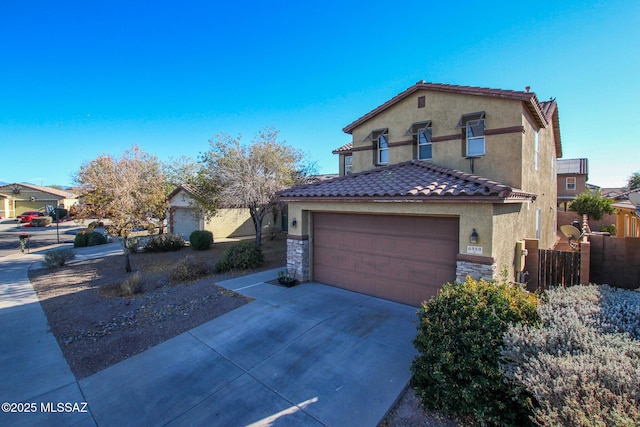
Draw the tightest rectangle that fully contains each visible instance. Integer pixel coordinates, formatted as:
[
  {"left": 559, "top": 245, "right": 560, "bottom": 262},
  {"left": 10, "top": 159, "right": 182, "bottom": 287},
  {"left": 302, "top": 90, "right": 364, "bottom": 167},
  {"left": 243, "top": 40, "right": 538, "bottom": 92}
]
[
  {"left": 1, "top": 251, "right": 419, "bottom": 426},
  {"left": 81, "top": 271, "right": 419, "bottom": 426}
]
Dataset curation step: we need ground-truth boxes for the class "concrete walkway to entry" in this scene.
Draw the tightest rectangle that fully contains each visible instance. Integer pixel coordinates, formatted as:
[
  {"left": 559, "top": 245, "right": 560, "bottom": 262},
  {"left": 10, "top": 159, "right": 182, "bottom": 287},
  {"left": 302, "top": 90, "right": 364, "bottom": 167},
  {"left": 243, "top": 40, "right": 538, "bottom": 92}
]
[{"left": 1, "top": 246, "right": 419, "bottom": 426}]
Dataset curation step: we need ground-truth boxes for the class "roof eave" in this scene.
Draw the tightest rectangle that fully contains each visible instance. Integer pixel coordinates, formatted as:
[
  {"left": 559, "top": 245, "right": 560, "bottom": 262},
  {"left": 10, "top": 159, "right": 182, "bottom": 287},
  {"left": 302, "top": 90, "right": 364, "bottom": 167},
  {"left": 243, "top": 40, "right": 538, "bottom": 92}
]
[
  {"left": 342, "top": 82, "right": 550, "bottom": 134},
  {"left": 279, "top": 195, "right": 534, "bottom": 204}
]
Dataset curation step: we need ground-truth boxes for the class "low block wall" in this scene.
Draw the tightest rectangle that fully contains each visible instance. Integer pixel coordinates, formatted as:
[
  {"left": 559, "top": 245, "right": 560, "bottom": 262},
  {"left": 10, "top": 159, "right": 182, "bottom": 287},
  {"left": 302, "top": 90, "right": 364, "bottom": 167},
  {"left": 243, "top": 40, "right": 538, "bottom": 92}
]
[
  {"left": 557, "top": 211, "right": 616, "bottom": 231},
  {"left": 589, "top": 235, "right": 640, "bottom": 289}
]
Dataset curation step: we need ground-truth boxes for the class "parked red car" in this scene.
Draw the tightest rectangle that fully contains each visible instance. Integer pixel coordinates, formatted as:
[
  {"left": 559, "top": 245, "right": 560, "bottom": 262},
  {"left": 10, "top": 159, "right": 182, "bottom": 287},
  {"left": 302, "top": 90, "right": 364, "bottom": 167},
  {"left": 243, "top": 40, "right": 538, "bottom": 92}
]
[{"left": 17, "top": 211, "right": 45, "bottom": 223}]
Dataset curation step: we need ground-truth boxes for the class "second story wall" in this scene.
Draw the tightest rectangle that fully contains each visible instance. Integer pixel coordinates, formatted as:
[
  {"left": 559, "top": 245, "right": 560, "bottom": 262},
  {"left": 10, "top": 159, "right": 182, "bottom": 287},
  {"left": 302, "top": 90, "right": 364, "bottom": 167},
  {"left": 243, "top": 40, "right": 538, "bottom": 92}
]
[{"left": 348, "top": 89, "right": 539, "bottom": 189}]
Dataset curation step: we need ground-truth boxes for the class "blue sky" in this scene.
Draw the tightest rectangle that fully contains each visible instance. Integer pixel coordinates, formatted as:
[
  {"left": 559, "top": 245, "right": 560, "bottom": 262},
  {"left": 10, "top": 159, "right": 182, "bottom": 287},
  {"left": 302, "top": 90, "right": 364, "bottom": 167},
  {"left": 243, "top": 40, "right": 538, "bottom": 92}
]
[{"left": 1, "top": 0, "right": 638, "bottom": 188}]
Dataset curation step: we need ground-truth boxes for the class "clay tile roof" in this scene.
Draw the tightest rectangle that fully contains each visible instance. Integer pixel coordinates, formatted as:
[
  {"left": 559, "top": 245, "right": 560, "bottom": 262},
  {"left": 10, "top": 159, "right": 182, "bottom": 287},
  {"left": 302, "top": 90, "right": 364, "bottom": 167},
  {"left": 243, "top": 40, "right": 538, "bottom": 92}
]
[
  {"left": 342, "top": 81, "right": 550, "bottom": 134},
  {"left": 278, "top": 161, "right": 535, "bottom": 203},
  {"left": 0, "top": 183, "right": 74, "bottom": 198},
  {"left": 331, "top": 142, "right": 353, "bottom": 154},
  {"left": 167, "top": 183, "right": 208, "bottom": 202}
]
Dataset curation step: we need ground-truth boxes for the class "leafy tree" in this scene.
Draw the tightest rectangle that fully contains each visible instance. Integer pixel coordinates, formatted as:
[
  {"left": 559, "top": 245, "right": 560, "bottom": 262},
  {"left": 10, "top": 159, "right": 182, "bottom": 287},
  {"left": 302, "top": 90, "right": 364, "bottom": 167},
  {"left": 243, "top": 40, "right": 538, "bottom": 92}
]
[
  {"left": 74, "top": 146, "right": 167, "bottom": 272},
  {"left": 569, "top": 189, "right": 614, "bottom": 221},
  {"left": 163, "top": 155, "right": 200, "bottom": 193},
  {"left": 627, "top": 171, "right": 640, "bottom": 191},
  {"left": 198, "top": 127, "right": 313, "bottom": 250}
]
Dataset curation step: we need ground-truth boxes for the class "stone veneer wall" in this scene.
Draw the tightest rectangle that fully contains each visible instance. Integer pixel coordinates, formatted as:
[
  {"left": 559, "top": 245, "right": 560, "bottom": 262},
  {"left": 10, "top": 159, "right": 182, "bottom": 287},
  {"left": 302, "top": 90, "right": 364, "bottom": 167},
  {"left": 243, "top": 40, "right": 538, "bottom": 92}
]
[
  {"left": 456, "top": 260, "right": 497, "bottom": 283},
  {"left": 286, "top": 237, "right": 309, "bottom": 282}
]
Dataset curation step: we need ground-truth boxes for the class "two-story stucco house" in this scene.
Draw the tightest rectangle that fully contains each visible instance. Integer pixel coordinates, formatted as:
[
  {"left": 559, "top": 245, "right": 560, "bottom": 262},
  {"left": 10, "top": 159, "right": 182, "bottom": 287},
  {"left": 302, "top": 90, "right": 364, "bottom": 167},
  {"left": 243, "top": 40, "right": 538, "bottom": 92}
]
[
  {"left": 556, "top": 158, "right": 589, "bottom": 212},
  {"left": 279, "top": 82, "right": 562, "bottom": 306}
]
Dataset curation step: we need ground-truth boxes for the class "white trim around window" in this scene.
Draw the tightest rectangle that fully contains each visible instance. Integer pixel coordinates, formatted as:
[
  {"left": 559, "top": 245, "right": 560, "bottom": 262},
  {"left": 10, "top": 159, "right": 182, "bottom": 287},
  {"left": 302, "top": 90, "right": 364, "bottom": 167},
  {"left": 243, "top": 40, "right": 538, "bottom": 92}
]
[
  {"left": 344, "top": 154, "right": 353, "bottom": 175},
  {"left": 377, "top": 133, "right": 389, "bottom": 165},
  {"left": 417, "top": 126, "right": 432, "bottom": 160},
  {"left": 566, "top": 177, "right": 576, "bottom": 191},
  {"left": 466, "top": 119, "right": 485, "bottom": 157}
]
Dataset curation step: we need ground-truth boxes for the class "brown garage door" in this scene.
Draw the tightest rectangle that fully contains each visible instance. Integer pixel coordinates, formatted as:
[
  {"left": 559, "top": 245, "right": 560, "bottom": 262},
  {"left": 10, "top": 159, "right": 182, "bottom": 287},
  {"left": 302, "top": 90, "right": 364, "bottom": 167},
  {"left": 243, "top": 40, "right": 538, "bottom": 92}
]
[{"left": 313, "top": 213, "right": 459, "bottom": 306}]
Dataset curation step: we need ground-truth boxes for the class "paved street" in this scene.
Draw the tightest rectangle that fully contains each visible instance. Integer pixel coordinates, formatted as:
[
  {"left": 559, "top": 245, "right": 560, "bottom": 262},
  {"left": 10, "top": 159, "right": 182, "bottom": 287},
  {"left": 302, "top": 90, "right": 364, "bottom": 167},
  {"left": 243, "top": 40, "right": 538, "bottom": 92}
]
[{"left": 0, "top": 221, "right": 84, "bottom": 258}]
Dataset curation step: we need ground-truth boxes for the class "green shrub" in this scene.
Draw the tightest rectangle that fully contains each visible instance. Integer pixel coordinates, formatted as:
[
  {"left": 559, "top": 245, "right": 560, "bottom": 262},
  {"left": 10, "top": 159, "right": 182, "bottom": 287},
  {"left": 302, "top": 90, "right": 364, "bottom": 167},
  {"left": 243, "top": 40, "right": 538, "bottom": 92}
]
[
  {"left": 601, "top": 223, "right": 617, "bottom": 234},
  {"left": 410, "top": 277, "right": 539, "bottom": 426},
  {"left": 87, "top": 231, "right": 107, "bottom": 246},
  {"left": 50, "top": 207, "right": 68, "bottom": 221},
  {"left": 74, "top": 231, "right": 106, "bottom": 247},
  {"left": 144, "top": 233, "right": 185, "bottom": 252},
  {"left": 43, "top": 248, "right": 76, "bottom": 268},
  {"left": 189, "top": 230, "right": 214, "bottom": 251},
  {"left": 502, "top": 285, "right": 640, "bottom": 426},
  {"left": 215, "top": 240, "right": 264, "bottom": 272},
  {"left": 169, "top": 255, "right": 210, "bottom": 283},
  {"left": 30, "top": 217, "right": 51, "bottom": 227},
  {"left": 74, "top": 231, "right": 89, "bottom": 247}
]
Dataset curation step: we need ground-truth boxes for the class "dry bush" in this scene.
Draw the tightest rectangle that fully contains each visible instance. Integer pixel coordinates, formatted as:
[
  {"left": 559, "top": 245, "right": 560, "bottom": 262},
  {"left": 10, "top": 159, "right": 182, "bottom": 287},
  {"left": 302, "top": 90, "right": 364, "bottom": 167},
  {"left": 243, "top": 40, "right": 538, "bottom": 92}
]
[
  {"left": 168, "top": 255, "right": 209, "bottom": 284},
  {"left": 43, "top": 248, "right": 76, "bottom": 268},
  {"left": 502, "top": 285, "right": 640, "bottom": 426},
  {"left": 101, "top": 272, "right": 145, "bottom": 297},
  {"left": 120, "top": 271, "right": 144, "bottom": 296}
]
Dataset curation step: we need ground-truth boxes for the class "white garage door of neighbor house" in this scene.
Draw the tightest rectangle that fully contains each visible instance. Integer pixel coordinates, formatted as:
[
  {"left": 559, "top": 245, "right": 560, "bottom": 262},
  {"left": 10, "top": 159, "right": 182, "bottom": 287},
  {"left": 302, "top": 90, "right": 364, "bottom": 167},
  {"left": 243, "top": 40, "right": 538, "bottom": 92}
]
[
  {"left": 313, "top": 212, "right": 459, "bottom": 307},
  {"left": 173, "top": 208, "right": 200, "bottom": 240}
]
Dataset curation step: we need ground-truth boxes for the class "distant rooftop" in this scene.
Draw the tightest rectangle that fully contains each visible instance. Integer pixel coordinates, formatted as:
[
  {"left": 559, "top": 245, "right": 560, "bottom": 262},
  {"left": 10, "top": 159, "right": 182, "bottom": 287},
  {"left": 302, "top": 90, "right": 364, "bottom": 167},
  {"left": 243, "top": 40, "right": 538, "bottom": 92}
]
[{"left": 557, "top": 158, "right": 588, "bottom": 175}]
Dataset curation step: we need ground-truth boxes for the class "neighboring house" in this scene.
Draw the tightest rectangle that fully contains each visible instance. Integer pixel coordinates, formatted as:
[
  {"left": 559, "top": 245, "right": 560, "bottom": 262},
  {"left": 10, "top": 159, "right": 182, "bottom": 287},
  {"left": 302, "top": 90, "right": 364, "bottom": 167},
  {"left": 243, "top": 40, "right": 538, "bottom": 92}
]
[
  {"left": 279, "top": 81, "right": 562, "bottom": 306},
  {"left": 612, "top": 189, "right": 640, "bottom": 238},
  {"left": 0, "top": 183, "right": 77, "bottom": 218},
  {"left": 167, "top": 184, "right": 278, "bottom": 241},
  {"left": 0, "top": 193, "right": 8, "bottom": 219},
  {"left": 556, "top": 158, "right": 588, "bottom": 212}
]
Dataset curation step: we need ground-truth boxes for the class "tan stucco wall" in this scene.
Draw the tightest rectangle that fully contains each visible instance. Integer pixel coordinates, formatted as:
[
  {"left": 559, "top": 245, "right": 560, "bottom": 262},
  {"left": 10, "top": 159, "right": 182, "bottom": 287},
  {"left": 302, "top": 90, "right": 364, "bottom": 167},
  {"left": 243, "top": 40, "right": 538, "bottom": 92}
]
[
  {"left": 615, "top": 207, "right": 640, "bottom": 238},
  {"left": 204, "top": 208, "right": 257, "bottom": 238},
  {"left": 350, "top": 90, "right": 525, "bottom": 184},
  {"left": 287, "top": 200, "right": 495, "bottom": 271},
  {"left": 0, "top": 189, "right": 75, "bottom": 216},
  {"left": 168, "top": 189, "right": 276, "bottom": 239},
  {"left": 287, "top": 199, "right": 550, "bottom": 283},
  {"left": 0, "top": 197, "right": 11, "bottom": 218},
  {"left": 557, "top": 174, "right": 587, "bottom": 199},
  {"left": 346, "top": 89, "right": 558, "bottom": 250}
]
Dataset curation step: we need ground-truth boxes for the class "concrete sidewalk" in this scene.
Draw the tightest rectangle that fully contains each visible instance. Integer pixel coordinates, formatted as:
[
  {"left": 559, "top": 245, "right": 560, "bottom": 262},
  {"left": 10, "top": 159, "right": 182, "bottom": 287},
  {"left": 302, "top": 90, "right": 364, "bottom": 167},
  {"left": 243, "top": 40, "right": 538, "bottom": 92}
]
[
  {"left": 0, "top": 253, "right": 96, "bottom": 426},
  {"left": 1, "top": 248, "right": 418, "bottom": 426}
]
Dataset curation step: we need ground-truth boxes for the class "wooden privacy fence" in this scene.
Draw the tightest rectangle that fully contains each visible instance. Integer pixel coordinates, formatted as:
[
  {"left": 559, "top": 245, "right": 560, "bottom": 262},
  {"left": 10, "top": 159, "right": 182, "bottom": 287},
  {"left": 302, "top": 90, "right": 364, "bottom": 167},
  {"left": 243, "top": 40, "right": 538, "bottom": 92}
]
[{"left": 537, "top": 249, "right": 581, "bottom": 290}]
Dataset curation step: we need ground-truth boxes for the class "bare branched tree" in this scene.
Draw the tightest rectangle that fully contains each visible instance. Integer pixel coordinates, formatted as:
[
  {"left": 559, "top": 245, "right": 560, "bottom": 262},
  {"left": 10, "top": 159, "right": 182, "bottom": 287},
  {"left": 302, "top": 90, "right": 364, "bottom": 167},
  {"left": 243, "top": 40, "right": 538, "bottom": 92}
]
[
  {"left": 74, "top": 145, "right": 167, "bottom": 272},
  {"left": 199, "top": 127, "right": 312, "bottom": 250}
]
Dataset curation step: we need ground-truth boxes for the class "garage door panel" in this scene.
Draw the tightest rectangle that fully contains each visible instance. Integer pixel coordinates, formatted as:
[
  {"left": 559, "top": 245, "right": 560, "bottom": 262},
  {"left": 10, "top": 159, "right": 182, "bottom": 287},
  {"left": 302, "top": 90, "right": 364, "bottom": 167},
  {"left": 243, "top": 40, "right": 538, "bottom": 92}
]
[{"left": 313, "top": 213, "right": 458, "bottom": 306}]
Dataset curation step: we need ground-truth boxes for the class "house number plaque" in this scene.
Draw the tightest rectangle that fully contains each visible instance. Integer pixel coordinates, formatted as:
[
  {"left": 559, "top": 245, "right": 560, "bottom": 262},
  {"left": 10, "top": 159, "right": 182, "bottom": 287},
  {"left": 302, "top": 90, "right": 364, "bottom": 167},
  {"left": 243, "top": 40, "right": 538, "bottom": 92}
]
[{"left": 467, "top": 245, "right": 483, "bottom": 255}]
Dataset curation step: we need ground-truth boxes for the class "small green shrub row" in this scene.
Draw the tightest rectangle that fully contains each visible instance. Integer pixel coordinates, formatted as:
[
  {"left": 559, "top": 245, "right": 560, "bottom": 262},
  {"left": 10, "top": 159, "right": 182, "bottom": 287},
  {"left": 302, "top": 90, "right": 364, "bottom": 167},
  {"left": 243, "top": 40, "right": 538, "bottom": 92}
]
[
  {"left": 215, "top": 240, "right": 263, "bottom": 272},
  {"left": 502, "top": 285, "right": 640, "bottom": 426},
  {"left": 143, "top": 233, "right": 184, "bottom": 252},
  {"left": 189, "top": 230, "right": 213, "bottom": 251},
  {"left": 43, "top": 248, "right": 76, "bottom": 268},
  {"left": 169, "top": 255, "right": 210, "bottom": 283},
  {"left": 410, "top": 277, "right": 539, "bottom": 427},
  {"left": 74, "top": 231, "right": 108, "bottom": 247}
]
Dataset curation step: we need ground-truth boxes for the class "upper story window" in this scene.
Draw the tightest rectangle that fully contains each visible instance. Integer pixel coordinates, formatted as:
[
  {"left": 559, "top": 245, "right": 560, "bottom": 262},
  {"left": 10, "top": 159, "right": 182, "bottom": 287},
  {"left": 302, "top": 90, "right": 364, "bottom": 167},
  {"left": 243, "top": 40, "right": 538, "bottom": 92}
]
[
  {"left": 376, "top": 132, "right": 389, "bottom": 165},
  {"left": 364, "top": 128, "right": 389, "bottom": 166},
  {"left": 457, "top": 111, "right": 485, "bottom": 157},
  {"left": 534, "top": 130, "right": 539, "bottom": 171},
  {"left": 566, "top": 177, "right": 576, "bottom": 191},
  {"left": 466, "top": 120, "right": 485, "bottom": 157},
  {"left": 407, "top": 121, "right": 432, "bottom": 161},
  {"left": 344, "top": 155, "right": 353, "bottom": 175},
  {"left": 417, "top": 127, "right": 432, "bottom": 160}
]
